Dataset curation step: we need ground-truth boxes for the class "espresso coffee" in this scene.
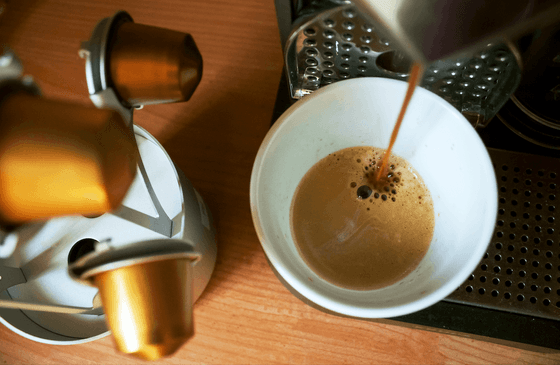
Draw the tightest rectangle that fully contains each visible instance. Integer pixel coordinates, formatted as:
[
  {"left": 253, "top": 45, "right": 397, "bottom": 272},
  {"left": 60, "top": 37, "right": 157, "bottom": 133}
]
[{"left": 290, "top": 146, "right": 434, "bottom": 291}]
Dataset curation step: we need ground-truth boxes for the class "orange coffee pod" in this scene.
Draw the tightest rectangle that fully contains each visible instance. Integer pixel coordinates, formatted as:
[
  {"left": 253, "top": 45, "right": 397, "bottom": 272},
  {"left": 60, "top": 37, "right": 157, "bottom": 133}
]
[{"left": 0, "top": 92, "right": 139, "bottom": 224}]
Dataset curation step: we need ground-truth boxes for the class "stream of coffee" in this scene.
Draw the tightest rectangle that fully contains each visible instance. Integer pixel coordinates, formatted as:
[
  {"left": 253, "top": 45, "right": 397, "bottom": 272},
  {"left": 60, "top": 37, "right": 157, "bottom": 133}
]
[{"left": 375, "top": 62, "right": 425, "bottom": 184}]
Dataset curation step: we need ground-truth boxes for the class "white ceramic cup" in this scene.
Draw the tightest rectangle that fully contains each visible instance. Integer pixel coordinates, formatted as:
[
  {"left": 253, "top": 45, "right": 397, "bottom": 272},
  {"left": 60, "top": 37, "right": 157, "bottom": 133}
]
[{"left": 250, "top": 77, "right": 497, "bottom": 318}]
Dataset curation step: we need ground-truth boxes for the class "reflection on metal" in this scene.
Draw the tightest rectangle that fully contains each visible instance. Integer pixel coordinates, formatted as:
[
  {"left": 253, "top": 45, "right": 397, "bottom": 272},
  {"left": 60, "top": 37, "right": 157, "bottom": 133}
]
[
  {"left": 0, "top": 47, "right": 24, "bottom": 82},
  {"left": 0, "top": 230, "right": 18, "bottom": 259}
]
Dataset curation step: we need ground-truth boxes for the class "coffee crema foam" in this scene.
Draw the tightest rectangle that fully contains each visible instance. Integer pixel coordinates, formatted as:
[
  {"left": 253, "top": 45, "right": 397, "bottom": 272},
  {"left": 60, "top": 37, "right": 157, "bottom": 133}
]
[{"left": 290, "top": 146, "right": 434, "bottom": 291}]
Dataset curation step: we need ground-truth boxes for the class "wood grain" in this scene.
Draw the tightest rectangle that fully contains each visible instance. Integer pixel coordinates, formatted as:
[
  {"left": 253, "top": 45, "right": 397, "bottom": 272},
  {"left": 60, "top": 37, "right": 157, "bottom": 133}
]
[{"left": 0, "top": 0, "right": 559, "bottom": 364}]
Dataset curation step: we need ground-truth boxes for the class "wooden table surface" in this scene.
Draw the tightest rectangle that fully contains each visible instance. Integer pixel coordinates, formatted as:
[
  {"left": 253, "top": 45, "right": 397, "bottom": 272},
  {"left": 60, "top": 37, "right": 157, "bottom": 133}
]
[{"left": 0, "top": 0, "right": 559, "bottom": 364}]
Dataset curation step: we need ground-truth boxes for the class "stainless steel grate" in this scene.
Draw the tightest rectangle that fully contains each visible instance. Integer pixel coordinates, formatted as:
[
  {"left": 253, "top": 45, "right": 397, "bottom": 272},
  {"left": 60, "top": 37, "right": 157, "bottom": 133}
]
[
  {"left": 285, "top": 3, "right": 521, "bottom": 126},
  {"left": 446, "top": 148, "right": 559, "bottom": 321}
]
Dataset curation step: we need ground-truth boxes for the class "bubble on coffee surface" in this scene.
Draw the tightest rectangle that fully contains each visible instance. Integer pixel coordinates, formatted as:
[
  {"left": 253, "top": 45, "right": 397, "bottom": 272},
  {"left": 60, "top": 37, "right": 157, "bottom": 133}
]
[{"left": 356, "top": 185, "right": 372, "bottom": 199}]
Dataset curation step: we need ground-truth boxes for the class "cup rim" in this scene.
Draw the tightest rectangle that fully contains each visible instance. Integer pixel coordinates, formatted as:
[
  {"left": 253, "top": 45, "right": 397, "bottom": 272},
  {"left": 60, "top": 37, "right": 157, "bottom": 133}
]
[{"left": 250, "top": 77, "right": 497, "bottom": 318}]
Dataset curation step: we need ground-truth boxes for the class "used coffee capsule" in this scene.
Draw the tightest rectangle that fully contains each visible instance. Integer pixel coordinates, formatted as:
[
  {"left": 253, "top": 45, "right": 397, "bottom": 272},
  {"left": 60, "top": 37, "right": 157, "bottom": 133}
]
[
  {"left": 0, "top": 91, "right": 138, "bottom": 224},
  {"left": 93, "top": 258, "right": 195, "bottom": 360},
  {"left": 69, "top": 240, "right": 200, "bottom": 361}
]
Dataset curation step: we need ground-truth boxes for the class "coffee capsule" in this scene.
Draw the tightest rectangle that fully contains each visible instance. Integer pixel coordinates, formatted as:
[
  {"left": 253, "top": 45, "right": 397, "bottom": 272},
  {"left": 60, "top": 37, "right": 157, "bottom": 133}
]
[
  {"left": 0, "top": 91, "right": 139, "bottom": 224},
  {"left": 93, "top": 258, "right": 194, "bottom": 360},
  {"left": 68, "top": 240, "right": 201, "bottom": 361},
  {"left": 108, "top": 21, "right": 203, "bottom": 106}
]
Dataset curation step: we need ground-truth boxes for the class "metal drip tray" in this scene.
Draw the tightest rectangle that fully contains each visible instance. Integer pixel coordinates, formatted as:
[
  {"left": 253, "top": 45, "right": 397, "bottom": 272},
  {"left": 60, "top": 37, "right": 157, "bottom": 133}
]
[{"left": 446, "top": 148, "right": 559, "bottom": 321}]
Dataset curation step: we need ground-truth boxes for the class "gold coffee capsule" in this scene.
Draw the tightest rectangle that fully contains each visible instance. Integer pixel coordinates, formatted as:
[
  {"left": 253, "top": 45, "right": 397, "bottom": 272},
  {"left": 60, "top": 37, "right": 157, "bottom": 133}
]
[
  {"left": 93, "top": 258, "right": 194, "bottom": 361},
  {"left": 0, "top": 92, "right": 139, "bottom": 224},
  {"left": 108, "top": 22, "right": 203, "bottom": 106}
]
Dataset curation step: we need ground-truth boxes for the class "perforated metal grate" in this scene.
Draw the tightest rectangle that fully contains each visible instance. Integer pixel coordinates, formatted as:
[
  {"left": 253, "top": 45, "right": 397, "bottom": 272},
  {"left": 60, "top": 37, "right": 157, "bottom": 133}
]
[
  {"left": 285, "top": 4, "right": 521, "bottom": 125},
  {"left": 445, "top": 148, "right": 560, "bottom": 321}
]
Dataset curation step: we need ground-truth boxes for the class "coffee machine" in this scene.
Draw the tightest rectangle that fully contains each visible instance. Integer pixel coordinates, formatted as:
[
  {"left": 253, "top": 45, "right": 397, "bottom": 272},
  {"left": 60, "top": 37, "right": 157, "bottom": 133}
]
[
  {"left": 0, "top": 11, "right": 216, "bottom": 360},
  {"left": 272, "top": 0, "right": 560, "bottom": 351}
]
